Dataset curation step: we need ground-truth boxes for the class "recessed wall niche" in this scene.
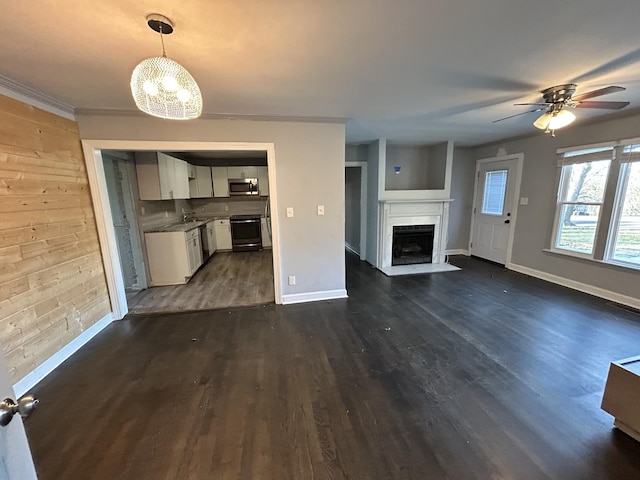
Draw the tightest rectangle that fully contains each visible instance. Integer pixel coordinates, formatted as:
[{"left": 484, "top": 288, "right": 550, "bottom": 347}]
[{"left": 384, "top": 142, "right": 447, "bottom": 191}]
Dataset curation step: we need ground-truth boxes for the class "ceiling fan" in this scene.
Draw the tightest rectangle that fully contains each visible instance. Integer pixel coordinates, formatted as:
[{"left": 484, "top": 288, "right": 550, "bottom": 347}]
[{"left": 494, "top": 84, "right": 630, "bottom": 136}]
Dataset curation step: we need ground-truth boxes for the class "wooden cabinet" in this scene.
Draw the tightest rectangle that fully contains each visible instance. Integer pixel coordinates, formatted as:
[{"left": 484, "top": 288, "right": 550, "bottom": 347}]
[
  {"left": 135, "top": 152, "right": 190, "bottom": 200},
  {"left": 212, "top": 167, "right": 229, "bottom": 197},
  {"left": 189, "top": 166, "right": 213, "bottom": 198},
  {"left": 145, "top": 229, "right": 202, "bottom": 285},
  {"left": 261, "top": 216, "right": 272, "bottom": 248},
  {"left": 213, "top": 219, "right": 232, "bottom": 250},
  {"left": 601, "top": 356, "right": 640, "bottom": 442},
  {"left": 258, "top": 166, "right": 269, "bottom": 196},
  {"left": 227, "top": 166, "right": 258, "bottom": 179}
]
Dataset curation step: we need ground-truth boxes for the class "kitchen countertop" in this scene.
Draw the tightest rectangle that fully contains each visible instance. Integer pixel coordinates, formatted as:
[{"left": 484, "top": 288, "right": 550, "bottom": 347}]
[{"left": 144, "top": 215, "right": 230, "bottom": 233}]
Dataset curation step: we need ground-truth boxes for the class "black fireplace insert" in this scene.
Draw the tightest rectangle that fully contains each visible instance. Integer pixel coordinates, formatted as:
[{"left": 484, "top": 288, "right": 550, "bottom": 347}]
[{"left": 392, "top": 224, "right": 434, "bottom": 266}]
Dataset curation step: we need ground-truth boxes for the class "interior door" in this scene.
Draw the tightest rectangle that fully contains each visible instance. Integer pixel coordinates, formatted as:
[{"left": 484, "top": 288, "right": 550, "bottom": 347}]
[
  {"left": 470, "top": 158, "right": 519, "bottom": 264},
  {"left": 0, "top": 350, "right": 38, "bottom": 479}
]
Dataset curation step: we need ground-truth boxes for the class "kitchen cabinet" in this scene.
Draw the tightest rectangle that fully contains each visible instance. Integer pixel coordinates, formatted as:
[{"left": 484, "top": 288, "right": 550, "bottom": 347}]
[
  {"left": 258, "top": 166, "right": 269, "bottom": 196},
  {"left": 187, "top": 163, "right": 197, "bottom": 179},
  {"left": 202, "top": 221, "right": 217, "bottom": 258},
  {"left": 213, "top": 218, "right": 232, "bottom": 250},
  {"left": 212, "top": 167, "right": 229, "bottom": 197},
  {"left": 135, "top": 151, "right": 190, "bottom": 200},
  {"left": 261, "top": 216, "right": 272, "bottom": 247},
  {"left": 227, "top": 166, "right": 258, "bottom": 179},
  {"left": 145, "top": 228, "right": 202, "bottom": 285},
  {"left": 189, "top": 165, "right": 213, "bottom": 198}
]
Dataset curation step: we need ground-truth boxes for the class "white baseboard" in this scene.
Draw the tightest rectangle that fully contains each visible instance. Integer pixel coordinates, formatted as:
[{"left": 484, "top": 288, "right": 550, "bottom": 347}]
[
  {"left": 445, "top": 249, "right": 469, "bottom": 256},
  {"left": 345, "top": 243, "right": 360, "bottom": 256},
  {"left": 282, "top": 289, "right": 348, "bottom": 305},
  {"left": 13, "top": 313, "right": 114, "bottom": 397},
  {"left": 508, "top": 263, "right": 640, "bottom": 311}
]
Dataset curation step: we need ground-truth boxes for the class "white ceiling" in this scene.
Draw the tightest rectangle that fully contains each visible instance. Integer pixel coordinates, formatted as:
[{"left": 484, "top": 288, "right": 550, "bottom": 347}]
[{"left": 3, "top": 0, "right": 640, "bottom": 146}]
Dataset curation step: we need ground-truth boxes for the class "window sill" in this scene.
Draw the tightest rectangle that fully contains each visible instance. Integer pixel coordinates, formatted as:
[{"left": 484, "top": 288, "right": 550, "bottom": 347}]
[{"left": 542, "top": 248, "right": 640, "bottom": 273}]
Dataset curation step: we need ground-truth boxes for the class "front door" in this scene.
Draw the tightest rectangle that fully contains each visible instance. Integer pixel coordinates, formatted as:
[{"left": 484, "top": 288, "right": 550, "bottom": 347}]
[
  {"left": 0, "top": 349, "right": 38, "bottom": 479},
  {"left": 470, "top": 156, "right": 521, "bottom": 265}
]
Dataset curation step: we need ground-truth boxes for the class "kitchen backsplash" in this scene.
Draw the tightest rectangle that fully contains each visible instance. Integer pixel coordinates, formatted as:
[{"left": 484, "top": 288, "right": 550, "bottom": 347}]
[
  {"left": 138, "top": 197, "right": 267, "bottom": 230},
  {"left": 190, "top": 197, "right": 267, "bottom": 216}
]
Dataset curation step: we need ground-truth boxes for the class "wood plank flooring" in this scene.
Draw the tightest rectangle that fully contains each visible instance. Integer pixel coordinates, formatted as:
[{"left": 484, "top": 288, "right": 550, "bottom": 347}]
[
  {"left": 127, "top": 250, "right": 275, "bottom": 314},
  {"left": 24, "top": 253, "right": 640, "bottom": 479}
]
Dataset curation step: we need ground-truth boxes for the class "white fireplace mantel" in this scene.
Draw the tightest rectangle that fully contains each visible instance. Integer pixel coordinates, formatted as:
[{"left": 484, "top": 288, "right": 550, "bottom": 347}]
[{"left": 377, "top": 199, "right": 454, "bottom": 274}]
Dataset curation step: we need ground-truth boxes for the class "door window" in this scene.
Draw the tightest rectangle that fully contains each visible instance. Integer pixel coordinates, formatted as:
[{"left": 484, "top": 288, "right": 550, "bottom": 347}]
[{"left": 482, "top": 170, "right": 508, "bottom": 215}]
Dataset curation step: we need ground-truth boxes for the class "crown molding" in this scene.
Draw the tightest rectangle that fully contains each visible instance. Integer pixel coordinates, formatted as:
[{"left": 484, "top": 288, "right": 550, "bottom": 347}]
[
  {"left": 74, "top": 107, "right": 349, "bottom": 125},
  {"left": 0, "top": 74, "right": 75, "bottom": 120}
]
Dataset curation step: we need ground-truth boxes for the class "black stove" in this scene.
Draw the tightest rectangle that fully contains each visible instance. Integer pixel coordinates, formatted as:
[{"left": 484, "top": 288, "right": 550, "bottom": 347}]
[
  {"left": 230, "top": 214, "right": 262, "bottom": 251},
  {"left": 230, "top": 214, "right": 261, "bottom": 220}
]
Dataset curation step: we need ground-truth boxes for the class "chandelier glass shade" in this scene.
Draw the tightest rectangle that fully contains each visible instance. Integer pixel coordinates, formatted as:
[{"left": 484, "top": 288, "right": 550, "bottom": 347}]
[
  {"left": 533, "top": 109, "right": 576, "bottom": 131},
  {"left": 130, "top": 14, "right": 202, "bottom": 120},
  {"left": 131, "top": 56, "right": 202, "bottom": 120}
]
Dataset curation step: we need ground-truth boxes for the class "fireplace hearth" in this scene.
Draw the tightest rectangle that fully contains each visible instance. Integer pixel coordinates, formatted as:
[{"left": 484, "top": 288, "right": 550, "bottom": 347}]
[{"left": 392, "top": 224, "right": 434, "bottom": 266}]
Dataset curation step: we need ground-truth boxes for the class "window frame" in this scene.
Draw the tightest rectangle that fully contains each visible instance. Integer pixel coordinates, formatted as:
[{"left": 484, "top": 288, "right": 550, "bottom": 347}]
[
  {"left": 605, "top": 149, "right": 640, "bottom": 268},
  {"left": 550, "top": 148, "right": 613, "bottom": 259},
  {"left": 550, "top": 139, "right": 640, "bottom": 271}
]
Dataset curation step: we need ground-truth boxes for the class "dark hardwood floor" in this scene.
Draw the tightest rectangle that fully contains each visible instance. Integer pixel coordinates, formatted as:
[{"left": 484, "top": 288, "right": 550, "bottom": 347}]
[
  {"left": 127, "top": 249, "right": 275, "bottom": 314},
  {"left": 24, "top": 253, "right": 640, "bottom": 479}
]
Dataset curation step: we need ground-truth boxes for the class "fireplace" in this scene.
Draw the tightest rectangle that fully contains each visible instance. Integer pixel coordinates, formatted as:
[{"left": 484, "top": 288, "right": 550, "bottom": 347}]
[{"left": 392, "top": 224, "right": 434, "bottom": 266}]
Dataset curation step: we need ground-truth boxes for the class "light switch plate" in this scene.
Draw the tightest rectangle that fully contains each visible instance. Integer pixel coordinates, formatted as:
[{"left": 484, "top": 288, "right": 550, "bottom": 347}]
[
  {"left": 286, "top": 207, "right": 294, "bottom": 217},
  {"left": 520, "top": 197, "right": 529, "bottom": 205},
  {"left": 317, "top": 205, "right": 325, "bottom": 216}
]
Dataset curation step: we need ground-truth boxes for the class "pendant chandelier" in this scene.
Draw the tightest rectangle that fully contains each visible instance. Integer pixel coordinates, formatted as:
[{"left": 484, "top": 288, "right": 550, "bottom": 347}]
[{"left": 130, "top": 14, "right": 203, "bottom": 120}]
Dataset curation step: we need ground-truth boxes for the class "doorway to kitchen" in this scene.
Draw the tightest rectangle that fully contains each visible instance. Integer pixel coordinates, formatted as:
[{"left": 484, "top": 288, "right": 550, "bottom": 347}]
[
  {"left": 345, "top": 162, "right": 367, "bottom": 261},
  {"left": 83, "top": 140, "right": 282, "bottom": 319}
]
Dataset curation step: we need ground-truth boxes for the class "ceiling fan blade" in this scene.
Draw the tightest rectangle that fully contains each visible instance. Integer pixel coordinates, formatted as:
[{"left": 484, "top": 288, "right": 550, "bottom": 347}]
[
  {"left": 572, "top": 86, "right": 626, "bottom": 102},
  {"left": 513, "top": 103, "right": 550, "bottom": 106},
  {"left": 493, "top": 107, "right": 546, "bottom": 123},
  {"left": 575, "top": 100, "right": 630, "bottom": 110}
]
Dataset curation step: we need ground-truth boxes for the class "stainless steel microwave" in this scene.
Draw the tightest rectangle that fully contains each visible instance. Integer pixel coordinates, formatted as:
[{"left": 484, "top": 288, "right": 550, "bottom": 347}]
[{"left": 228, "top": 178, "right": 259, "bottom": 196}]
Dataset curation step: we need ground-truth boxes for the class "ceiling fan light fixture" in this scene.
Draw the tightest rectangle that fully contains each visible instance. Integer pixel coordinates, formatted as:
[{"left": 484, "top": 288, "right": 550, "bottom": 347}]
[
  {"left": 533, "top": 109, "right": 576, "bottom": 131},
  {"left": 130, "top": 14, "right": 202, "bottom": 120}
]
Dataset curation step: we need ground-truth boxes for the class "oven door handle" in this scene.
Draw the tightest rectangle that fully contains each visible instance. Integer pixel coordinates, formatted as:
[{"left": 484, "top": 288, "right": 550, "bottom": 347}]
[{"left": 231, "top": 219, "right": 260, "bottom": 224}]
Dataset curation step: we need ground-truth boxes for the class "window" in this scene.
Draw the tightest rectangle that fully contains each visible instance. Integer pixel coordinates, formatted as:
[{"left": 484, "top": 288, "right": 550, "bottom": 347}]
[
  {"left": 554, "top": 147, "right": 612, "bottom": 255},
  {"left": 552, "top": 142, "right": 640, "bottom": 270},
  {"left": 608, "top": 145, "right": 640, "bottom": 267},
  {"left": 482, "top": 170, "right": 508, "bottom": 215}
]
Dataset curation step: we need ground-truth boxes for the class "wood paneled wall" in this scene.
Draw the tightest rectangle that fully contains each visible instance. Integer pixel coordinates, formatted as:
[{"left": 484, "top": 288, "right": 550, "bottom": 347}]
[{"left": 0, "top": 94, "right": 111, "bottom": 382}]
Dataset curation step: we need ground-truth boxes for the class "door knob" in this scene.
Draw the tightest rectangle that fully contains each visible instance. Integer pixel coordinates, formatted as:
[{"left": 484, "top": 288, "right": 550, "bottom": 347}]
[
  {"left": 504, "top": 219, "right": 511, "bottom": 224},
  {"left": 0, "top": 394, "right": 39, "bottom": 427}
]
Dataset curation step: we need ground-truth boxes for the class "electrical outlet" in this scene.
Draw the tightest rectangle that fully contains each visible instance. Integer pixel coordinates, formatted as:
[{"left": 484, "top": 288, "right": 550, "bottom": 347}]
[
  {"left": 164, "top": 211, "right": 169, "bottom": 218},
  {"left": 140, "top": 206, "right": 146, "bottom": 215},
  {"left": 317, "top": 205, "right": 325, "bottom": 216},
  {"left": 520, "top": 197, "right": 529, "bottom": 205},
  {"left": 288, "top": 275, "right": 296, "bottom": 285},
  {"left": 286, "top": 207, "right": 294, "bottom": 218},
  {"left": 224, "top": 205, "right": 229, "bottom": 211}
]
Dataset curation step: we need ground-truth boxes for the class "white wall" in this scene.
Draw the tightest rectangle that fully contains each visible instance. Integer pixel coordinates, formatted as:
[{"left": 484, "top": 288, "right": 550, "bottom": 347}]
[
  {"left": 472, "top": 111, "right": 640, "bottom": 302},
  {"left": 76, "top": 114, "right": 347, "bottom": 300},
  {"left": 385, "top": 145, "right": 429, "bottom": 190},
  {"left": 447, "top": 147, "right": 475, "bottom": 251},
  {"left": 365, "top": 140, "right": 383, "bottom": 266}
]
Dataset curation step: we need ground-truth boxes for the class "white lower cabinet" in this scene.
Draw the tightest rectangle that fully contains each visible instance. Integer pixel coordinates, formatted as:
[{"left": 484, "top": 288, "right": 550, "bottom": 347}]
[
  {"left": 213, "top": 219, "right": 232, "bottom": 250},
  {"left": 145, "top": 229, "right": 202, "bottom": 286}
]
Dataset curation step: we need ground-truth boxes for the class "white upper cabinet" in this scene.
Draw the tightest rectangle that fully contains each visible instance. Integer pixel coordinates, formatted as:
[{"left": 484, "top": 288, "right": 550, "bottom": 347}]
[
  {"left": 135, "top": 152, "right": 191, "bottom": 200},
  {"left": 172, "top": 158, "right": 190, "bottom": 199},
  {"left": 212, "top": 167, "right": 229, "bottom": 197},
  {"left": 189, "top": 165, "right": 213, "bottom": 198},
  {"left": 257, "top": 166, "right": 269, "bottom": 196},
  {"left": 227, "top": 166, "right": 258, "bottom": 178}
]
